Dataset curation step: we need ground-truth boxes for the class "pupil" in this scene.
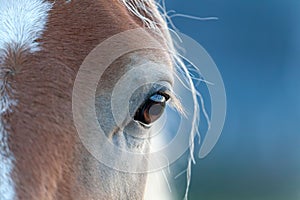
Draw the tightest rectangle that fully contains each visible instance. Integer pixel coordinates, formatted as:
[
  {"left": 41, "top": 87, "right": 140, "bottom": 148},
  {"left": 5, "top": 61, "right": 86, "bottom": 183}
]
[
  {"left": 148, "top": 103, "right": 163, "bottom": 117},
  {"left": 135, "top": 93, "right": 168, "bottom": 125}
]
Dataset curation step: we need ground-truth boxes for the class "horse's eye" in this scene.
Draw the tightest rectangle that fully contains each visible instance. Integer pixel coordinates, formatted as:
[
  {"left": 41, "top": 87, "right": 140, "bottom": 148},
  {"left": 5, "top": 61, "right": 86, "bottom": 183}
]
[{"left": 134, "top": 92, "right": 169, "bottom": 126}]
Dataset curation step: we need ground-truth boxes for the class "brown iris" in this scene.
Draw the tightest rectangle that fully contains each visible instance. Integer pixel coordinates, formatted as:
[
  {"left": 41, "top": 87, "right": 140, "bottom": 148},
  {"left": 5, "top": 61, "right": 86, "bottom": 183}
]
[{"left": 134, "top": 93, "right": 169, "bottom": 126}]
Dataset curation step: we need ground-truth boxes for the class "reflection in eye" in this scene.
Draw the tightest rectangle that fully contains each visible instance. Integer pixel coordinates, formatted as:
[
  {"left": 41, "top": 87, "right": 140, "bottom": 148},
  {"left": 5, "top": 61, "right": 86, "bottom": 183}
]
[{"left": 134, "top": 92, "right": 170, "bottom": 126}]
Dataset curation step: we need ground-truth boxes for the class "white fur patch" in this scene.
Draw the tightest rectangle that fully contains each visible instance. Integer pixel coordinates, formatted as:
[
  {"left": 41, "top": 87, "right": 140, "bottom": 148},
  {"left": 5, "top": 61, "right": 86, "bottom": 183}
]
[
  {"left": 0, "top": 0, "right": 52, "bottom": 57},
  {"left": 0, "top": 1, "right": 52, "bottom": 199},
  {"left": 0, "top": 88, "right": 17, "bottom": 199},
  {"left": 0, "top": 125, "right": 16, "bottom": 200}
]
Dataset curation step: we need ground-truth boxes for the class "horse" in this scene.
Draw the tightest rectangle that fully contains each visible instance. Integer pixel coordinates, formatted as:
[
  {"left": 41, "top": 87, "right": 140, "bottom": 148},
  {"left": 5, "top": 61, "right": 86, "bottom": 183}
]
[{"left": 0, "top": 0, "right": 199, "bottom": 199}]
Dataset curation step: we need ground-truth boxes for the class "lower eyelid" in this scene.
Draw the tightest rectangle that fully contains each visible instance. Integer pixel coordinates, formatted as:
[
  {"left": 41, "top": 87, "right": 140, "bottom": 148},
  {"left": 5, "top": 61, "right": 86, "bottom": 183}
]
[{"left": 133, "top": 119, "right": 151, "bottom": 129}]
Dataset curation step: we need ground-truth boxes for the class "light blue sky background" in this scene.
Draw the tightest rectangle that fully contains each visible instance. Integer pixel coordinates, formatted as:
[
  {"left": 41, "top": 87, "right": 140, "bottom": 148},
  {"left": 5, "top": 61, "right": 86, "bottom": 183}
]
[{"left": 165, "top": 1, "right": 300, "bottom": 199}]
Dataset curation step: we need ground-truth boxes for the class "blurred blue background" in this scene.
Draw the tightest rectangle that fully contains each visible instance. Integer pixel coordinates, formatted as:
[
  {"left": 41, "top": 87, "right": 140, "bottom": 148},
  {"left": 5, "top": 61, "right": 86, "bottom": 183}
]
[{"left": 165, "top": 0, "right": 300, "bottom": 199}]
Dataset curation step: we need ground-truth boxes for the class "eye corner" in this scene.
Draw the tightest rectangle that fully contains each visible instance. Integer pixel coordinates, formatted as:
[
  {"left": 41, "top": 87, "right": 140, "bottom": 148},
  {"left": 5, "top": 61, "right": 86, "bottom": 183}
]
[{"left": 157, "top": 90, "right": 171, "bottom": 101}]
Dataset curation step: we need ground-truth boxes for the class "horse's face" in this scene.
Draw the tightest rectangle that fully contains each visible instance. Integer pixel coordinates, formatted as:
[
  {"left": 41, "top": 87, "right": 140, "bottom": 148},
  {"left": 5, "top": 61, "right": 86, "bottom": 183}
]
[{"left": 1, "top": 0, "right": 174, "bottom": 199}]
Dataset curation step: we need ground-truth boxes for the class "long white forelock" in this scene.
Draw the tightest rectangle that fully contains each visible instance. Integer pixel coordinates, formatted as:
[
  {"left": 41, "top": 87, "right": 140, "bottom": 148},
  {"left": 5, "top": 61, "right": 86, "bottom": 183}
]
[
  {"left": 121, "top": 1, "right": 203, "bottom": 200},
  {"left": 0, "top": 1, "right": 52, "bottom": 200}
]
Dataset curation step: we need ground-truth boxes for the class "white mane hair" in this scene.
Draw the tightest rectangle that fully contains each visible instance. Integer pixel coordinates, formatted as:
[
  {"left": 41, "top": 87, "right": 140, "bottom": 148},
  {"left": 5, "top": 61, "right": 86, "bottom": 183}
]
[{"left": 121, "top": 1, "right": 202, "bottom": 199}]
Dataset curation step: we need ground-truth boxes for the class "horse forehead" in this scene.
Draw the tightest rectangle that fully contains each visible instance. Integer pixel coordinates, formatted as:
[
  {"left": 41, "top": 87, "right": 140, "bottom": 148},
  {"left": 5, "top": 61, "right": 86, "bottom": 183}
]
[{"left": 0, "top": 0, "right": 162, "bottom": 55}]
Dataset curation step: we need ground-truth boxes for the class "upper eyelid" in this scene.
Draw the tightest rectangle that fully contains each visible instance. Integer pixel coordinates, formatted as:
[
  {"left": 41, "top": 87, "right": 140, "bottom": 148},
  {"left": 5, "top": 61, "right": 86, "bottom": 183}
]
[
  {"left": 130, "top": 83, "right": 184, "bottom": 116},
  {"left": 151, "top": 87, "right": 171, "bottom": 99},
  {"left": 144, "top": 85, "right": 174, "bottom": 103},
  {"left": 146, "top": 85, "right": 184, "bottom": 115},
  {"left": 144, "top": 84, "right": 174, "bottom": 102}
]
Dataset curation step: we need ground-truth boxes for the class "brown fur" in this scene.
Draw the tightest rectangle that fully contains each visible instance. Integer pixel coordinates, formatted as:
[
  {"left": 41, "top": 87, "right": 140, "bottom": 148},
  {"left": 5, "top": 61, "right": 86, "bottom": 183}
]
[{"left": 4, "top": 0, "right": 171, "bottom": 199}]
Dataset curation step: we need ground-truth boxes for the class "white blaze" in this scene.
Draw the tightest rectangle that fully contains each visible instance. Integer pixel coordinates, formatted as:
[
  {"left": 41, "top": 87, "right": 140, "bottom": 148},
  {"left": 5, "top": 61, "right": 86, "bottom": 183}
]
[
  {"left": 144, "top": 171, "right": 173, "bottom": 200},
  {"left": 0, "top": 0, "right": 52, "bottom": 199},
  {"left": 144, "top": 124, "right": 173, "bottom": 200},
  {"left": 0, "top": 0, "right": 52, "bottom": 56}
]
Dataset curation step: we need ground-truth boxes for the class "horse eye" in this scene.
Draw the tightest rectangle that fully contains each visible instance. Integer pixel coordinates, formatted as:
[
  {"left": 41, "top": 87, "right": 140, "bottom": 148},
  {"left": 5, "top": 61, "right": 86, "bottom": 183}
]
[{"left": 134, "top": 93, "right": 169, "bottom": 126}]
